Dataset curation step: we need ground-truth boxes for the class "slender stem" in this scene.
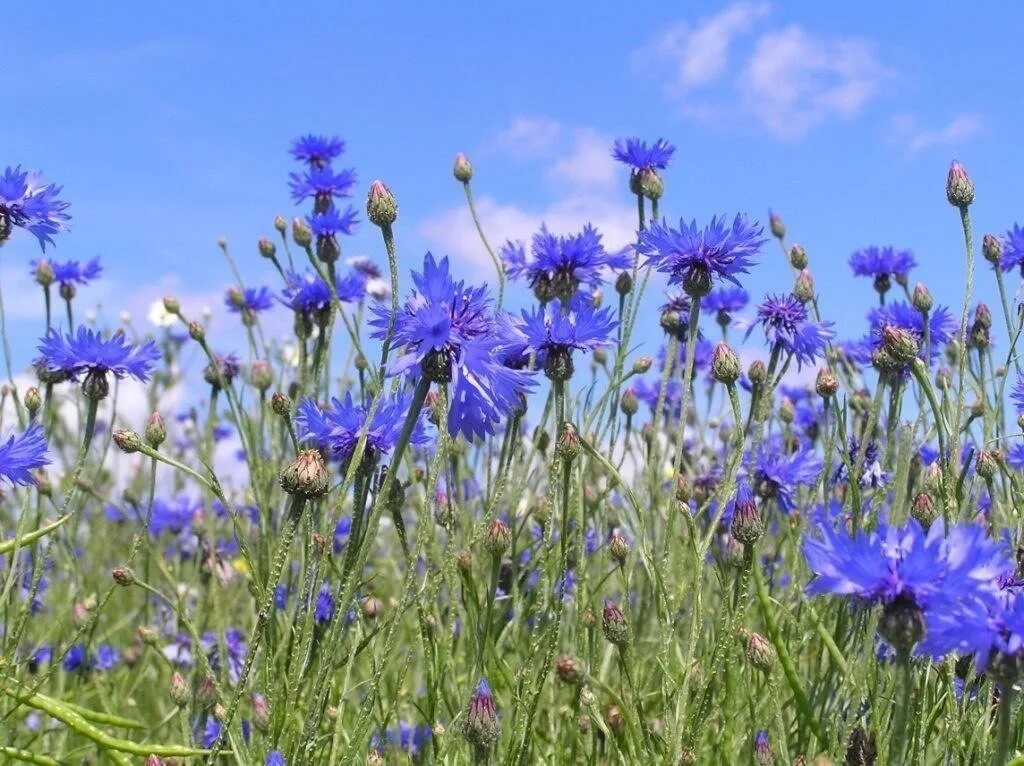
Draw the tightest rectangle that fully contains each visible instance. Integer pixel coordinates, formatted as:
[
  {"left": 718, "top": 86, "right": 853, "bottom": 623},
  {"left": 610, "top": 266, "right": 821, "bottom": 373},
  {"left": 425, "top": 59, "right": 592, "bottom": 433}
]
[
  {"left": 994, "top": 686, "right": 1018, "bottom": 766},
  {"left": 463, "top": 181, "right": 505, "bottom": 309}
]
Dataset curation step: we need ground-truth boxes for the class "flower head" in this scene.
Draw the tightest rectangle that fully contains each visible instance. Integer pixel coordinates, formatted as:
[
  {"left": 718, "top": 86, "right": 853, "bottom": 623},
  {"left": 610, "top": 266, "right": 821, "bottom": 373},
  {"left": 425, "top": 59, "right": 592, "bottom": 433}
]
[
  {"left": 0, "top": 166, "right": 71, "bottom": 250},
  {"left": 1000, "top": 224, "right": 1024, "bottom": 274},
  {"left": 37, "top": 327, "right": 160, "bottom": 395},
  {"left": 0, "top": 424, "right": 49, "bottom": 486},
  {"left": 290, "top": 134, "right": 345, "bottom": 167},
  {"left": 308, "top": 206, "right": 359, "bottom": 238},
  {"left": 862, "top": 301, "right": 957, "bottom": 370},
  {"left": 752, "top": 293, "right": 834, "bottom": 369},
  {"left": 281, "top": 270, "right": 366, "bottom": 316},
  {"left": 638, "top": 215, "right": 765, "bottom": 297},
  {"left": 611, "top": 137, "right": 675, "bottom": 171},
  {"left": 296, "top": 391, "right": 428, "bottom": 463},
  {"left": 849, "top": 246, "right": 917, "bottom": 292},
  {"left": 33, "top": 257, "right": 101, "bottom": 288},
  {"left": 289, "top": 166, "right": 357, "bottom": 205},
  {"left": 225, "top": 286, "right": 275, "bottom": 315},
  {"left": 750, "top": 441, "right": 821, "bottom": 513},
  {"left": 462, "top": 678, "right": 500, "bottom": 748},
  {"left": 519, "top": 298, "right": 617, "bottom": 381},
  {"left": 703, "top": 286, "right": 749, "bottom": 324}
]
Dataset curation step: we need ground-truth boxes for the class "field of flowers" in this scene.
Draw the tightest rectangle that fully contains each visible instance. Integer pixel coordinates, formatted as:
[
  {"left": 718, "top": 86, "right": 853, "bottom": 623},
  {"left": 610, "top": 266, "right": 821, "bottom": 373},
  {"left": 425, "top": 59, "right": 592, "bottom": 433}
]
[{"left": 0, "top": 136, "right": 1022, "bottom": 765}]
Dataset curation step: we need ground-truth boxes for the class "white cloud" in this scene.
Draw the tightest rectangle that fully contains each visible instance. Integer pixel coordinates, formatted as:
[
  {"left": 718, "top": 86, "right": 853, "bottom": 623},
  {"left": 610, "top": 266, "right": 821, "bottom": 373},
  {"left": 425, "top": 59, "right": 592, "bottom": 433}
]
[
  {"left": 493, "top": 116, "right": 563, "bottom": 157},
  {"left": 894, "top": 113, "right": 984, "bottom": 153},
  {"left": 635, "top": 4, "right": 891, "bottom": 140},
  {"left": 548, "top": 128, "right": 618, "bottom": 190},
  {"left": 636, "top": 2, "right": 770, "bottom": 89}
]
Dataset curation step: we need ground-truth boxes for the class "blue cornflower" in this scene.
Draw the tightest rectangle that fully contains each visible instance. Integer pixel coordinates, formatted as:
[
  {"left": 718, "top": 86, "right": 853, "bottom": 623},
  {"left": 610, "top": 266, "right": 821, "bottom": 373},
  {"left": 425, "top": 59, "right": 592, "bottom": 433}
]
[
  {"left": 501, "top": 224, "right": 630, "bottom": 301},
  {"left": 464, "top": 678, "right": 500, "bottom": 747},
  {"left": 266, "top": 751, "right": 286, "bottom": 766},
  {"left": 864, "top": 301, "right": 957, "bottom": 368},
  {"left": 833, "top": 438, "right": 889, "bottom": 489},
  {"left": 750, "top": 442, "right": 822, "bottom": 513},
  {"left": 95, "top": 644, "right": 120, "bottom": 671},
  {"left": 0, "top": 424, "right": 49, "bottom": 486},
  {"left": 290, "top": 135, "right": 345, "bottom": 167},
  {"left": 849, "top": 246, "right": 917, "bottom": 291},
  {"left": 638, "top": 215, "right": 765, "bottom": 297},
  {"left": 314, "top": 583, "right": 335, "bottom": 624},
  {"left": 296, "top": 391, "right": 428, "bottom": 463},
  {"left": 703, "top": 286, "right": 749, "bottom": 325},
  {"left": 225, "top": 286, "right": 275, "bottom": 315},
  {"left": 1011, "top": 374, "right": 1024, "bottom": 415},
  {"left": 37, "top": 327, "right": 160, "bottom": 394},
  {"left": 202, "top": 717, "right": 222, "bottom": 748},
  {"left": 289, "top": 166, "right": 357, "bottom": 205},
  {"left": 519, "top": 298, "right": 617, "bottom": 381},
  {"left": 149, "top": 495, "right": 201, "bottom": 537},
  {"left": 921, "top": 588, "right": 1024, "bottom": 670},
  {"left": 281, "top": 270, "right": 366, "bottom": 316},
  {"left": 0, "top": 166, "right": 71, "bottom": 250},
  {"left": 1000, "top": 224, "right": 1024, "bottom": 273},
  {"left": 370, "top": 253, "right": 536, "bottom": 441},
  {"left": 308, "top": 206, "right": 359, "bottom": 238},
  {"left": 333, "top": 517, "right": 352, "bottom": 553},
  {"left": 32, "top": 257, "right": 101, "bottom": 289},
  {"left": 63, "top": 646, "right": 88, "bottom": 672},
  {"left": 753, "top": 293, "right": 834, "bottom": 369},
  {"left": 611, "top": 137, "right": 675, "bottom": 171},
  {"left": 274, "top": 585, "right": 289, "bottom": 611}
]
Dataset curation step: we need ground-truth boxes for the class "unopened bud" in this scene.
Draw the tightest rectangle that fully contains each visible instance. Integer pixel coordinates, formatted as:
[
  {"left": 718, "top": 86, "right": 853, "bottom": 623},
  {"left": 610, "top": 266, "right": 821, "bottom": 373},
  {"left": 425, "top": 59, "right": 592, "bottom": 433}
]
[
  {"left": 789, "top": 244, "right": 808, "bottom": 270},
  {"left": 815, "top": 367, "right": 839, "bottom": 398},
  {"left": 769, "top": 211, "right": 785, "bottom": 240},
  {"left": 609, "top": 533, "right": 629, "bottom": 564},
  {"left": 367, "top": 181, "right": 398, "bottom": 227},
  {"left": 911, "top": 491, "right": 937, "bottom": 527},
  {"left": 602, "top": 600, "right": 630, "bottom": 646},
  {"left": 258, "top": 238, "right": 276, "bottom": 259},
  {"left": 983, "top": 233, "right": 1003, "bottom": 265},
  {"left": 24, "top": 387, "right": 41, "bottom": 417},
  {"left": 280, "top": 450, "right": 330, "bottom": 498},
  {"left": 556, "top": 422, "right": 582, "bottom": 463},
  {"left": 711, "top": 343, "right": 741, "bottom": 385},
  {"left": 162, "top": 296, "right": 181, "bottom": 315},
  {"left": 745, "top": 631, "right": 777, "bottom": 672},
  {"left": 633, "top": 356, "right": 652, "bottom": 374},
  {"left": 881, "top": 325, "right": 919, "bottom": 364},
  {"left": 748, "top": 360, "right": 767, "bottom": 387},
  {"left": 273, "top": 214, "right": 287, "bottom": 233},
  {"left": 483, "top": 518, "right": 511, "bottom": 556},
  {"left": 271, "top": 392, "right": 292, "bottom": 416},
  {"left": 187, "top": 321, "right": 205, "bottom": 342},
  {"left": 976, "top": 449, "right": 1000, "bottom": 480},
  {"left": 113, "top": 429, "right": 143, "bottom": 454},
  {"left": 946, "top": 160, "right": 974, "bottom": 208},
  {"left": 112, "top": 566, "right": 135, "bottom": 586},
  {"left": 615, "top": 271, "right": 633, "bottom": 296},
  {"left": 250, "top": 359, "right": 274, "bottom": 391},
  {"left": 292, "top": 217, "right": 312, "bottom": 248},
  {"left": 34, "top": 260, "right": 55, "bottom": 287},
  {"left": 453, "top": 153, "right": 473, "bottom": 183},
  {"left": 196, "top": 675, "right": 218, "bottom": 709},
  {"left": 793, "top": 269, "right": 815, "bottom": 303},
  {"left": 170, "top": 672, "right": 189, "bottom": 707},
  {"left": 911, "top": 283, "right": 933, "bottom": 313},
  {"left": 145, "top": 412, "right": 166, "bottom": 448},
  {"left": 555, "top": 656, "right": 585, "bottom": 684},
  {"left": 620, "top": 387, "right": 639, "bottom": 416}
]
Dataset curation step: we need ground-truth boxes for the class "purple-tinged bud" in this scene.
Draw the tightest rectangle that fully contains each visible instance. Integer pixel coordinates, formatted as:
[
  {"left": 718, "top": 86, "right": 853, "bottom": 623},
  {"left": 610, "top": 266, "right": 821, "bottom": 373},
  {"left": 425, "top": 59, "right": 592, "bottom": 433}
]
[
  {"left": 196, "top": 675, "right": 219, "bottom": 708},
  {"left": 975, "top": 302, "right": 993, "bottom": 330},
  {"left": 483, "top": 518, "right": 511, "bottom": 556},
  {"left": 145, "top": 411, "right": 166, "bottom": 449},
  {"left": 815, "top": 367, "right": 839, "bottom": 398},
  {"left": 367, "top": 180, "right": 398, "bottom": 227},
  {"left": 730, "top": 485, "right": 764, "bottom": 545},
  {"left": 789, "top": 244, "right": 808, "bottom": 270},
  {"left": 361, "top": 596, "right": 383, "bottom": 619},
  {"left": 556, "top": 422, "right": 582, "bottom": 464},
  {"left": 946, "top": 160, "right": 974, "bottom": 208},
  {"left": 754, "top": 730, "right": 773, "bottom": 766},
  {"left": 169, "top": 671, "right": 189, "bottom": 707},
  {"left": 456, "top": 549, "right": 472, "bottom": 571},
  {"left": 792, "top": 269, "right": 815, "bottom": 304},
  {"left": 881, "top": 324, "right": 919, "bottom": 364},
  {"left": 292, "top": 217, "right": 312, "bottom": 248},
  {"left": 187, "top": 321, "right": 205, "bottom": 342},
  {"left": 270, "top": 391, "right": 292, "bottom": 417},
  {"left": 226, "top": 286, "right": 246, "bottom": 309},
  {"left": 273, "top": 214, "right": 287, "bottom": 234},
  {"left": 112, "top": 566, "right": 135, "bottom": 586},
  {"left": 146, "top": 756, "right": 165, "bottom": 766},
  {"left": 748, "top": 359, "right": 767, "bottom": 387},
  {"left": 137, "top": 625, "right": 159, "bottom": 646},
  {"left": 633, "top": 356, "right": 653, "bottom": 374},
  {"left": 453, "top": 153, "right": 474, "bottom": 183},
  {"left": 620, "top": 387, "right": 639, "bottom": 416},
  {"left": 769, "top": 210, "right": 785, "bottom": 240},
  {"left": 845, "top": 726, "right": 877, "bottom": 766},
  {"left": 602, "top": 599, "right": 631, "bottom": 646},
  {"left": 604, "top": 705, "right": 625, "bottom": 732},
  {"left": 609, "top": 533, "right": 629, "bottom": 564},
  {"left": 250, "top": 359, "right": 274, "bottom": 392},
  {"left": 976, "top": 449, "right": 1001, "bottom": 480},
  {"left": 462, "top": 678, "right": 500, "bottom": 748},
  {"left": 113, "top": 429, "right": 143, "bottom": 454},
  {"left": 983, "top": 233, "right": 1003, "bottom": 265},
  {"left": 615, "top": 271, "right": 633, "bottom": 296},
  {"left": 34, "top": 259, "right": 55, "bottom": 289},
  {"left": 911, "top": 283, "right": 933, "bottom": 313},
  {"left": 935, "top": 366, "right": 952, "bottom": 391},
  {"left": 675, "top": 475, "right": 692, "bottom": 504},
  {"left": 280, "top": 450, "right": 329, "bottom": 498},
  {"left": 258, "top": 237, "right": 276, "bottom": 259},
  {"left": 778, "top": 396, "right": 794, "bottom": 425},
  {"left": 911, "top": 491, "right": 936, "bottom": 528},
  {"left": 252, "top": 693, "right": 270, "bottom": 732},
  {"left": 745, "top": 632, "right": 776, "bottom": 672},
  {"left": 711, "top": 342, "right": 741, "bottom": 385},
  {"left": 592, "top": 347, "right": 608, "bottom": 366},
  {"left": 555, "top": 656, "right": 585, "bottom": 684},
  {"left": 24, "top": 387, "right": 40, "bottom": 417}
]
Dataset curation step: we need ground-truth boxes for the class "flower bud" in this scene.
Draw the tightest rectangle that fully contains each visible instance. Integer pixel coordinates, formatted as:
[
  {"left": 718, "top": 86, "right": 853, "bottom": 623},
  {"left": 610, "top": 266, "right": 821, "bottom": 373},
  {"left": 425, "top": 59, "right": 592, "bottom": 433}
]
[
  {"left": 252, "top": 693, "right": 270, "bottom": 732},
  {"left": 145, "top": 412, "right": 166, "bottom": 448},
  {"left": 367, "top": 181, "right": 398, "bottom": 227},
  {"left": 711, "top": 342, "right": 741, "bottom": 385},
  {"left": 34, "top": 260, "right": 55, "bottom": 287},
  {"left": 462, "top": 679, "right": 500, "bottom": 748},
  {"left": 911, "top": 283, "right": 933, "bottom": 313},
  {"left": 170, "top": 671, "right": 190, "bottom": 707},
  {"left": 292, "top": 217, "right": 312, "bottom": 248},
  {"left": 113, "top": 429, "right": 143, "bottom": 454},
  {"left": 976, "top": 449, "right": 1000, "bottom": 480},
  {"left": 556, "top": 421, "right": 582, "bottom": 464},
  {"left": 946, "top": 160, "right": 974, "bottom": 208},
  {"left": 620, "top": 387, "right": 639, "bottom": 416},
  {"left": 162, "top": 296, "right": 180, "bottom": 316},
  {"left": 748, "top": 360, "right": 767, "bottom": 387},
  {"left": 788, "top": 244, "right": 808, "bottom": 270},
  {"left": 593, "top": 347, "right": 607, "bottom": 365},
  {"left": 609, "top": 533, "right": 629, "bottom": 564},
  {"left": 730, "top": 486, "right": 763, "bottom": 546},
  {"left": 769, "top": 210, "right": 785, "bottom": 240},
  {"left": 881, "top": 325, "right": 919, "bottom": 364},
  {"left": 745, "top": 631, "right": 777, "bottom": 672},
  {"left": 258, "top": 237, "right": 276, "bottom": 259},
  {"left": 674, "top": 475, "right": 692, "bottom": 504},
  {"left": 633, "top": 356, "right": 652, "bottom": 374},
  {"left": 555, "top": 656, "right": 585, "bottom": 684},
  {"left": 24, "top": 387, "right": 41, "bottom": 417},
  {"left": 975, "top": 302, "right": 993, "bottom": 330},
  {"left": 983, "top": 233, "right": 1003, "bottom": 265},
  {"left": 250, "top": 359, "right": 274, "bottom": 391},
  {"left": 911, "top": 491, "right": 937, "bottom": 527},
  {"left": 280, "top": 450, "right": 330, "bottom": 498},
  {"left": 453, "top": 153, "right": 473, "bottom": 183},
  {"left": 196, "top": 675, "right": 219, "bottom": 709},
  {"left": 754, "top": 731, "right": 773, "bottom": 766},
  {"left": 601, "top": 599, "right": 630, "bottom": 647},
  {"left": 483, "top": 518, "right": 511, "bottom": 556},
  {"left": 793, "top": 269, "right": 815, "bottom": 303},
  {"left": 615, "top": 271, "right": 633, "bottom": 296},
  {"left": 935, "top": 366, "right": 952, "bottom": 391},
  {"left": 815, "top": 367, "right": 839, "bottom": 398},
  {"left": 273, "top": 214, "right": 287, "bottom": 233},
  {"left": 457, "top": 549, "right": 472, "bottom": 571},
  {"left": 137, "top": 625, "right": 159, "bottom": 645},
  {"left": 187, "top": 321, "right": 205, "bottom": 342},
  {"left": 112, "top": 566, "right": 135, "bottom": 586}
]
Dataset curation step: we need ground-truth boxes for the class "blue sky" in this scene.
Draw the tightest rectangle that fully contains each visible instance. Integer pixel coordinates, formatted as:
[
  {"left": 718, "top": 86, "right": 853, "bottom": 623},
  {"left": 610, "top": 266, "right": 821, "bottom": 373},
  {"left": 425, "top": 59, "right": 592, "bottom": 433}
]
[{"left": 3, "top": 1, "right": 1022, "bottom": 372}]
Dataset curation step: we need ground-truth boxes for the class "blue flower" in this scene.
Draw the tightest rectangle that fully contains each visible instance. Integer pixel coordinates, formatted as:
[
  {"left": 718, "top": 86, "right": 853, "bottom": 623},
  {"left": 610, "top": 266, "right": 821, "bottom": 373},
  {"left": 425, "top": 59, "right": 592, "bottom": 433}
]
[
  {"left": 290, "top": 135, "right": 345, "bottom": 167},
  {"left": 1000, "top": 224, "right": 1024, "bottom": 273},
  {"left": 266, "top": 750, "right": 286, "bottom": 766},
  {"left": 703, "top": 286, "right": 749, "bottom": 321},
  {"left": 833, "top": 438, "right": 889, "bottom": 489},
  {"left": 281, "top": 270, "right": 366, "bottom": 314},
  {"left": 370, "top": 253, "right": 536, "bottom": 441},
  {"left": 333, "top": 517, "right": 352, "bottom": 553},
  {"left": 225, "top": 286, "right": 275, "bottom": 315},
  {"left": 63, "top": 646, "right": 89, "bottom": 672},
  {"left": 296, "top": 391, "right": 428, "bottom": 462},
  {"left": 519, "top": 298, "right": 617, "bottom": 379},
  {"left": 752, "top": 293, "right": 834, "bottom": 369},
  {"left": 866, "top": 301, "right": 956, "bottom": 364},
  {"left": 95, "top": 644, "right": 120, "bottom": 671},
  {"left": 921, "top": 588, "right": 1024, "bottom": 669},
  {"left": 33, "top": 257, "right": 101, "bottom": 288},
  {"left": 308, "top": 206, "right": 359, "bottom": 238},
  {"left": 501, "top": 224, "right": 630, "bottom": 300},
  {"left": 638, "top": 215, "right": 765, "bottom": 296},
  {"left": 849, "top": 246, "right": 916, "bottom": 280},
  {"left": 314, "top": 583, "right": 335, "bottom": 624},
  {"left": 149, "top": 495, "right": 201, "bottom": 537},
  {"left": 0, "top": 166, "right": 71, "bottom": 250},
  {"left": 0, "top": 424, "right": 49, "bottom": 486},
  {"left": 289, "top": 166, "right": 357, "bottom": 204},
  {"left": 37, "top": 327, "right": 160, "bottom": 385},
  {"left": 611, "top": 137, "right": 675, "bottom": 171},
  {"left": 1011, "top": 375, "right": 1024, "bottom": 415},
  {"left": 750, "top": 441, "right": 821, "bottom": 513},
  {"left": 202, "top": 717, "right": 222, "bottom": 748}
]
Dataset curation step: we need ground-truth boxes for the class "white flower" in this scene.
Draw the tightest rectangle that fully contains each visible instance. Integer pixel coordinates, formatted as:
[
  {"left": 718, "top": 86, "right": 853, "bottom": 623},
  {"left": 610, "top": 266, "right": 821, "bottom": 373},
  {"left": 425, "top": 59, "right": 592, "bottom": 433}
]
[{"left": 148, "top": 300, "right": 177, "bottom": 328}]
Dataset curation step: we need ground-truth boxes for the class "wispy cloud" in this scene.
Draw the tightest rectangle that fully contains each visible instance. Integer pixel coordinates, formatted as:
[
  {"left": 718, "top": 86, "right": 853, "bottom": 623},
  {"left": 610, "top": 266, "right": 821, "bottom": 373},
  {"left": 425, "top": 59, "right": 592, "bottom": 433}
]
[
  {"left": 492, "top": 117, "right": 564, "bottom": 157},
  {"left": 892, "top": 113, "right": 984, "bottom": 153},
  {"left": 635, "top": 4, "right": 892, "bottom": 140}
]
